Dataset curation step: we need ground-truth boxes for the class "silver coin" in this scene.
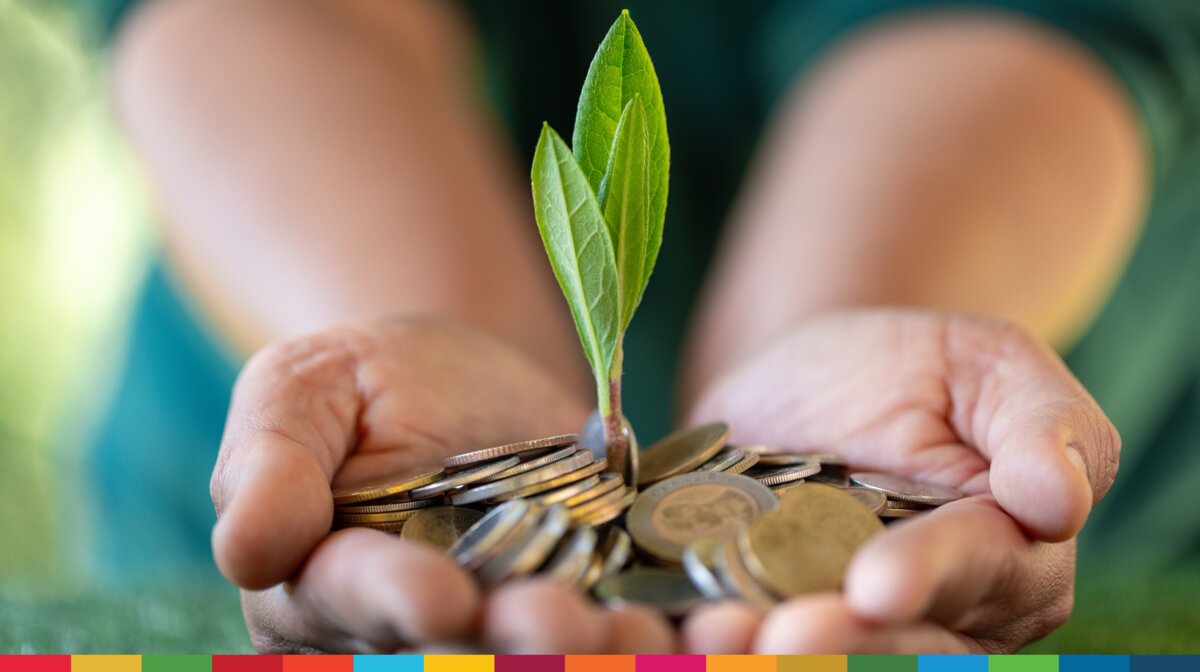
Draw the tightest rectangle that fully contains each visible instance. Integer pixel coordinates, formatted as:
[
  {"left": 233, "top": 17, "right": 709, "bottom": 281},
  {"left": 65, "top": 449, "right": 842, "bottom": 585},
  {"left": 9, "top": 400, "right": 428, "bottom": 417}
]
[
  {"left": 447, "top": 499, "right": 539, "bottom": 570},
  {"left": 697, "top": 448, "right": 746, "bottom": 472},
  {"left": 541, "top": 526, "right": 598, "bottom": 587},
  {"left": 596, "top": 527, "right": 632, "bottom": 580},
  {"left": 839, "top": 487, "right": 888, "bottom": 515},
  {"left": 748, "top": 461, "right": 822, "bottom": 486},
  {"left": 593, "top": 568, "right": 704, "bottom": 618},
  {"left": 713, "top": 537, "right": 777, "bottom": 613},
  {"left": 682, "top": 538, "right": 728, "bottom": 601},
  {"left": 849, "top": 472, "right": 964, "bottom": 506},
  {"left": 450, "top": 450, "right": 594, "bottom": 505},
  {"left": 408, "top": 456, "right": 520, "bottom": 499},
  {"left": 479, "top": 445, "right": 579, "bottom": 483},
  {"left": 477, "top": 504, "right": 571, "bottom": 587}
]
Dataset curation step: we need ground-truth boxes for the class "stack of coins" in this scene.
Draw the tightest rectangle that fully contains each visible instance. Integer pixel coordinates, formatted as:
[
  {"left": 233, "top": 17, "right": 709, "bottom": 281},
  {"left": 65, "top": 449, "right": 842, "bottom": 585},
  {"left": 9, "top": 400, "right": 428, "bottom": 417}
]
[{"left": 324, "top": 422, "right": 965, "bottom": 619}]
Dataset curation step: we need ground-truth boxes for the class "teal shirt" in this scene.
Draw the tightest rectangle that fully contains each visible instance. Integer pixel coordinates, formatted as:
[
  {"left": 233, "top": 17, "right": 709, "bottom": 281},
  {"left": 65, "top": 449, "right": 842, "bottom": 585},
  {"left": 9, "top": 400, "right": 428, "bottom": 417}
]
[{"left": 88, "top": 0, "right": 1200, "bottom": 581}]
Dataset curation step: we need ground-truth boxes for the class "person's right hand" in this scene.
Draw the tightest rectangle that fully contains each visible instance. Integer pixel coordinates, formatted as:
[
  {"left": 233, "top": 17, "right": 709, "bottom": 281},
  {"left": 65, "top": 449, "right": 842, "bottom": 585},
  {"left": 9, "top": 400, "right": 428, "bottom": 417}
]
[{"left": 211, "top": 319, "right": 676, "bottom": 654}]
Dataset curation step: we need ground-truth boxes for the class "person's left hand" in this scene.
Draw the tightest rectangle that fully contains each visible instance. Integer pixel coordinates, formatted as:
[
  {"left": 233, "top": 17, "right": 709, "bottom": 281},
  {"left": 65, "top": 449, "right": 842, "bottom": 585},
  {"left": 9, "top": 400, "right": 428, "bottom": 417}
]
[{"left": 677, "top": 309, "right": 1120, "bottom": 654}]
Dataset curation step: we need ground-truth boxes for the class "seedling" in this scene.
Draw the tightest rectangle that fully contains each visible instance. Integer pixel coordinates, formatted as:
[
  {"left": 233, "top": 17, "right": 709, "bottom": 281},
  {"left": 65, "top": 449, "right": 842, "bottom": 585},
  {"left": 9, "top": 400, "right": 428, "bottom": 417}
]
[{"left": 531, "top": 10, "right": 669, "bottom": 482}]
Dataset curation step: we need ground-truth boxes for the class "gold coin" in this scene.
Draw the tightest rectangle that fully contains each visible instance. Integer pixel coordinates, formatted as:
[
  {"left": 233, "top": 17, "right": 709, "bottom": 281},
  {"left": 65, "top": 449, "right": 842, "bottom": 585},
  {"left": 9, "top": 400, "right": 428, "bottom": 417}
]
[
  {"left": 334, "top": 498, "right": 441, "bottom": 515},
  {"left": 334, "top": 508, "right": 423, "bottom": 524},
  {"left": 531, "top": 475, "right": 602, "bottom": 506},
  {"left": 561, "top": 473, "right": 624, "bottom": 508},
  {"left": 400, "top": 506, "right": 484, "bottom": 551},
  {"left": 839, "top": 486, "right": 887, "bottom": 515},
  {"left": 487, "top": 458, "right": 608, "bottom": 503},
  {"left": 638, "top": 422, "right": 730, "bottom": 486},
  {"left": 596, "top": 527, "right": 633, "bottom": 580},
  {"left": 479, "top": 445, "right": 578, "bottom": 483},
  {"left": 881, "top": 506, "right": 924, "bottom": 519},
  {"left": 849, "top": 472, "right": 964, "bottom": 506},
  {"left": 724, "top": 452, "right": 760, "bottom": 475},
  {"left": 697, "top": 448, "right": 746, "bottom": 472},
  {"left": 450, "top": 450, "right": 594, "bottom": 505},
  {"left": 742, "top": 483, "right": 883, "bottom": 597},
  {"left": 577, "top": 488, "right": 636, "bottom": 528},
  {"left": 568, "top": 480, "right": 628, "bottom": 518},
  {"left": 626, "top": 471, "right": 777, "bottom": 565},
  {"left": 339, "top": 520, "right": 407, "bottom": 533},
  {"left": 408, "top": 456, "right": 520, "bottom": 499},
  {"left": 331, "top": 465, "right": 445, "bottom": 505},
  {"left": 443, "top": 434, "right": 577, "bottom": 468}
]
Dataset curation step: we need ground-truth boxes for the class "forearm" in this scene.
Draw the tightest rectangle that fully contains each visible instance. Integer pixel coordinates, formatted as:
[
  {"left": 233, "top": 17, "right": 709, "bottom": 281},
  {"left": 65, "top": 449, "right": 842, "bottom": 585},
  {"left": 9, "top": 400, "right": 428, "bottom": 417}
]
[
  {"left": 685, "top": 10, "right": 1147, "bottom": 399},
  {"left": 113, "top": 0, "right": 589, "bottom": 392}
]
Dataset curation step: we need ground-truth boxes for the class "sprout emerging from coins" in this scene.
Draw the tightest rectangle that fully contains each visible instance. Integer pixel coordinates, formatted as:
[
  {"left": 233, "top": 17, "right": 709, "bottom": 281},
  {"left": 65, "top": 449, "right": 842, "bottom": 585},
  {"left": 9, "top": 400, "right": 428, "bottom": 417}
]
[{"left": 530, "top": 10, "right": 669, "bottom": 485}]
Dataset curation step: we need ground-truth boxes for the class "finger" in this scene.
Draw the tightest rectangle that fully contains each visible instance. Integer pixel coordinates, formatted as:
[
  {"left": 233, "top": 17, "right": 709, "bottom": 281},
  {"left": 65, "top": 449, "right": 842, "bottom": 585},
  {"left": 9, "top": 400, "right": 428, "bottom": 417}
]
[
  {"left": 681, "top": 602, "right": 762, "bottom": 654},
  {"left": 212, "top": 331, "right": 368, "bottom": 589},
  {"left": 245, "top": 528, "right": 481, "bottom": 652},
  {"left": 481, "top": 580, "right": 607, "bottom": 653},
  {"left": 754, "top": 594, "right": 979, "bottom": 654},
  {"left": 946, "top": 318, "right": 1120, "bottom": 541},
  {"left": 601, "top": 605, "right": 677, "bottom": 654},
  {"left": 845, "top": 498, "right": 1044, "bottom": 628}
]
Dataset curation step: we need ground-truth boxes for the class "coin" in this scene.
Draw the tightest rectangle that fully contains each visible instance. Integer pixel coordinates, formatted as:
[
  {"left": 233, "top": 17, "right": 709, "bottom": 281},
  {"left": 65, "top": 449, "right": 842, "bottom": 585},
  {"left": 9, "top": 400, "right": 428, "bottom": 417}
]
[
  {"left": 570, "top": 483, "right": 631, "bottom": 521},
  {"left": 626, "top": 471, "right": 777, "bottom": 564},
  {"left": 579, "top": 410, "right": 640, "bottom": 490},
  {"left": 400, "top": 506, "right": 484, "bottom": 551},
  {"left": 334, "top": 508, "right": 423, "bottom": 525},
  {"left": 532, "top": 475, "right": 602, "bottom": 506},
  {"left": 541, "top": 527, "right": 598, "bottom": 586},
  {"left": 849, "top": 472, "right": 964, "bottom": 506},
  {"left": 715, "top": 538, "right": 777, "bottom": 613},
  {"left": 448, "top": 499, "right": 539, "bottom": 570},
  {"left": 595, "top": 527, "right": 632, "bottom": 580},
  {"left": 443, "top": 434, "right": 577, "bottom": 469},
  {"left": 477, "top": 504, "right": 571, "bottom": 586},
  {"left": 881, "top": 506, "right": 924, "bottom": 519},
  {"left": 697, "top": 448, "right": 746, "bottom": 472},
  {"left": 593, "top": 568, "right": 704, "bottom": 618},
  {"left": 479, "top": 445, "right": 578, "bottom": 483},
  {"left": 408, "top": 456, "right": 520, "bottom": 499},
  {"left": 638, "top": 422, "right": 730, "bottom": 486},
  {"left": 561, "top": 472, "right": 624, "bottom": 508},
  {"left": 724, "top": 451, "right": 760, "bottom": 475},
  {"left": 840, "top": 486, "right": 887, "bottom": 515},
  {"left": 681, "top": 538, "right": 727, "bottom": 601},
  {"left": 331, "top": 465, "right": 446, "bottom": 505},
  {"left": 334, "top": 498, "right": 440, "bottom": 514},
  {"left": 883, "top": 497, "right": 934, "bottom": 510},
  {"left": 450, "top": 450, "right": 594, "bottom": 505},
  {"left": 741, "top": 483, "right": 883, "bottom": 597},
  {"left": 577, "top": 488, "right": 636, "bottom": 527},
  {"left": 747, "top": 461, "right": 821, "bottom": 486},
  {"left": 346, "top": 520, "right": 408, "bottom": 533},
  {"left": 487, "top": 459, "right": 608, "bottom": 503}
]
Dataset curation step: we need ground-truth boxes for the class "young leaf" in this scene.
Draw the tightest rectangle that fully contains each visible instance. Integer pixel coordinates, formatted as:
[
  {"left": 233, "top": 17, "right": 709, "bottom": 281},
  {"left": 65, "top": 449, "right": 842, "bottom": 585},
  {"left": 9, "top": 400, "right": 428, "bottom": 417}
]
[
  {"left": 573, "top": 10, "right": 669, "bottom": 267},
  {"left": 531, "top": 122, "right": 620, "bottom": 403},
  {"left": 598, "top": 95, "right": 651, "bottom": 331}
]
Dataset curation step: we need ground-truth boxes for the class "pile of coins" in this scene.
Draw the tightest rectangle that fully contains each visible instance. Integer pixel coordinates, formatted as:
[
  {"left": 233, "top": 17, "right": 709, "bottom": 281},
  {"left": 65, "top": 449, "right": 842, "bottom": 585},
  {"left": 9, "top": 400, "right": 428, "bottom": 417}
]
[{"left": 328, "top": 422, "right": 964, "bottom": 618}]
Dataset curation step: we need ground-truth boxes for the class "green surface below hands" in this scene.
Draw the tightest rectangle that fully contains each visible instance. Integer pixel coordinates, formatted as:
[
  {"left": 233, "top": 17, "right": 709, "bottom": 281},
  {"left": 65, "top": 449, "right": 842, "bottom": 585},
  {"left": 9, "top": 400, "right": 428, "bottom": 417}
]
[
  {"left": 531, "top": 123, "right": 620, "bottom": 397},
  {"left": 599, "top": 96, "right": 653, "bottom": 332}
]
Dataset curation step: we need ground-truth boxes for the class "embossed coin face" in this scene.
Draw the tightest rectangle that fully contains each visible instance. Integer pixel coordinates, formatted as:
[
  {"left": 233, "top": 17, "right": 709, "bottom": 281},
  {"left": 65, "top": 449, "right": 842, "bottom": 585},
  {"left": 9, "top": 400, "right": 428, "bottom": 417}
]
[
  {"left": 849, "top": 472, "right": 964, "bottom": 506},
  {"left": 331, "top": 465, "right": 445, "bottom": 505},
  {"left": 627, "top": 471, "right": 777, "bottom": 564},
  {"left": 443, "top": 434, "right": 577, "bottom": 468},
  {"left": 638, "top": 422, "right": 731, "bottom": 486},
  {"left": 593, "top": 568, "right": 704, "bottom": 618},
  {"left": 400, "top": 506, "right": 484, "bottom": 551}
]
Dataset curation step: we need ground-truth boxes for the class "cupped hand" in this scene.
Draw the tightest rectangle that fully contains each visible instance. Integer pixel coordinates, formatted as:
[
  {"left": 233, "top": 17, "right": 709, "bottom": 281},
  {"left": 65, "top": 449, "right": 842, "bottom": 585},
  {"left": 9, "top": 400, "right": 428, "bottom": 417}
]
[
  {"left": 211, "top": 319, "right": 675, "bottom": 653},
  {"left": 680, "top": 309, "right": 1119, "bottom": 654}
]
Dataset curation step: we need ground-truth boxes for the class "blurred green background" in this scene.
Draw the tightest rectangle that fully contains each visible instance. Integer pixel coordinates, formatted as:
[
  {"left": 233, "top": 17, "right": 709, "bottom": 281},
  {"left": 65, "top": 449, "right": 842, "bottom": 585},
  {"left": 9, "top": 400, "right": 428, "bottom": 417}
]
[{"left": 1, "top": 0, "right": 1197, "bottom": 654}]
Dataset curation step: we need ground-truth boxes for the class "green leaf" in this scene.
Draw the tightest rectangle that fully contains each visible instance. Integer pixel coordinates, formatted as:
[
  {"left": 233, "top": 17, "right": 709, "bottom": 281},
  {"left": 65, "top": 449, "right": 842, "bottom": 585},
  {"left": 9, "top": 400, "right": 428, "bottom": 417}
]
[
  {"left": 573, "top": 10, "right": 669, "bottom": 266},
  {"left": 531, "top": 123, "right": 620, "bottom": 395},
  {"left": 598, "top": 95, "right": 651, "bottom": 331}
]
